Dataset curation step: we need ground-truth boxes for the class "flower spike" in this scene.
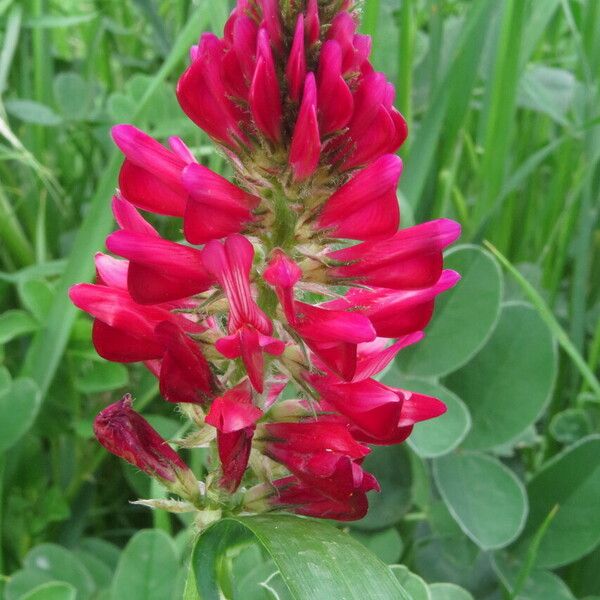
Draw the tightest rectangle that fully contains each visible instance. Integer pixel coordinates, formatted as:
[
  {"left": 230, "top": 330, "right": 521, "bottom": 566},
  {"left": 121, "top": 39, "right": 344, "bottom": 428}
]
[{"left": 71, "top": 0, "right": 461, "bottom": 523}]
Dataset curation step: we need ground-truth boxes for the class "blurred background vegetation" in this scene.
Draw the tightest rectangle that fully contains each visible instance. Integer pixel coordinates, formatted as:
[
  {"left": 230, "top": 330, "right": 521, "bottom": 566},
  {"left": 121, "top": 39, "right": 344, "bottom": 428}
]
[{"left": 0, "top": 0, "right": 599, "bottom": 599}]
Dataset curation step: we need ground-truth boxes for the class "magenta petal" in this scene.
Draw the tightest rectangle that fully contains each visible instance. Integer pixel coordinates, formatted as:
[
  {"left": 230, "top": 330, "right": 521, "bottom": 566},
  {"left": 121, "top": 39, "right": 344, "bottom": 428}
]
[
  {"left": 250, "top": 29, "right": 282, "bottom": 142},
  {"left": 155, "top": 321, "right": 214, "bottom": 404},
  {"left": 304, "top": 339, "right": 358, "bottom": 381},
  {"left": 258, "top": 0, "right": 283, "bottom": 52},
  {"left": 168, "top": 136, "right": 196, "bottom": 163},
  {"left": 69, "top": 283, "right": 169, "bottom": 338},
  {"left": 265, "top": 422, "right": 370, "bottom": 458},
  {"left": 106, "top": 231, "right": 208, "bottom": 280},
  {"left": 325, "top": 270, "right": 460, "bottom": 338},
  {"left": 259, "top": 333, "right": 285, "bottom": 356},
  {"left": 317, "top": 41, "right": 353, "bottom": 135},
  {"left": 239, "top": 325, "right": 265, "bottom": 393},
  {"left": 263, "top": 250, "right": 302, "bottom": 321},
  {"left": 342, "top": 107, "right": 397, "bottom": 170},
  {"left": 112, "top": 196, "right": 159, "bottom": 237},
  {"left": 397, "top": 390, "right": 447, "bottom": 427},
  {"left": 263, "top": 250, "right": 302, "bottom": 289},
  {"left": 95, "top": 253, "right": 128, "bottom": 290},
  {"left": 92, "top": 320, "right": 163, "bottom": 362},
  {"left": 346, "top": 72, "right": 387, "bottom": 138},
  {"left": 182, "top": 162, "right": 259, "bottom": 213},
  {"left": 327, "top": 12, "right": 360, "bottom": 73},
  {"left": 205, "top": 381, "right": 262, "bottom": 433},
  {"left": 295, "top": 302, "right": 376, "bottom": 344},
  {"left": 305, "top": 0, "right": 320, "bottom": 45},
  {"left": 106, "top": 230, "right": 214, "bottom": 304},
  {"left": 289, "top": 73, "right": 320, "bottom": 181},
  {"left": 264, "top": 374, "right": 288, "bottom": 408},
  {"left": 119, "top": 160, "right": 187, "bottom": 217},
  {"left": 182, "top": 163, "right": 259, "bottom": 243},
  {"left": 215, "top": 333, "right": 241, "bottom": 358},
  {"left": 112, "top": 125, "right": 185, "bottom": 184},
  {"left": 317, "top": 154, "right": 402, "bottom": 240},
  {"left": 286, "top": 15, "right": 306, "bottom": 102},
  {"left": 203, "top": 235, "right": 272, "bottom": 335},
  {"left": 353, "top": 332, "right": 424, "bottom": 381},
  {"left": 329, "top": 219, "right": 461, "bottom": 289},
  {"left": 177, "top": 34, "right": 245, "bottom": 147},
  {"left": 314, "top": 378, "right": 403, "bottom": 439},
  {"left": 112, "top": 126, "right": 188, "bottom": 217},
  {"left": 232, "top": 15, "right": 258, "bottom": 83},
  {"left": 183, "top": 164, "right": 260, "bottom": 244},
  {"left": 217, "top": 428, "right": 254, "bottom": 492}
]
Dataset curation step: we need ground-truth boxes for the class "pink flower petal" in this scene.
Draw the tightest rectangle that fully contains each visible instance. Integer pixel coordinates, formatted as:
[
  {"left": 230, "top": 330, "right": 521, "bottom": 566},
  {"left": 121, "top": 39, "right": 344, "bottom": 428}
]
[
  {"left": 249, "top": 29, "right": 282, "bottom": 142},
  {"left": 286, "top": 15, "right": 306, "bottom": 102},
  {"left": 289, "top": 73, "right": 320, "bottom": 181},
  {"left": 317, "top": 154, "right": 402, "bottom": 240}
]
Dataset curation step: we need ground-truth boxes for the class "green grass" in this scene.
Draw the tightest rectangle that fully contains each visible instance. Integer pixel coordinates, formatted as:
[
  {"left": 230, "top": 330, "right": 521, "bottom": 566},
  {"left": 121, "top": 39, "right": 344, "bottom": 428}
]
[{"left": 0, "top": 0, "right": 599, "bottom": 598}]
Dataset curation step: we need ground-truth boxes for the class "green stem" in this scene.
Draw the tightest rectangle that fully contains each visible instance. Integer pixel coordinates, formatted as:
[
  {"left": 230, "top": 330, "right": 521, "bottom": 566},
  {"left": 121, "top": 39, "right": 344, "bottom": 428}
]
[
  {"left": 150, "top": 479, "right": 172, "bottom": 535},
  {"left": 269, "top": 185, "right": 297, "bottom": 250},
  {"left": 0, "top": 456, "right": 5, "bottom": 596},
  {"left": 397, "top": 0, "right": 414, "bottom": 151},
  {"left": 0, "top": 185, "right": 35, "bottom": 268}
]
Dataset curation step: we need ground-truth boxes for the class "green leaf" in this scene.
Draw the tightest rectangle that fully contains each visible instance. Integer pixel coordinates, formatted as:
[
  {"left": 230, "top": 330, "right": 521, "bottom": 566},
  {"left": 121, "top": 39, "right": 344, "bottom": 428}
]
[
  {"left": 446, "top": 303, "right": 556, "bottom": 450},
  {"left": 190, "top": 514, "right": 410, "bottom": 599},
  {"left": 18, "top": 279, "right": 55, "bottom": 322},
  {"left": 351, "top": 528, "right": 404, "bottom": 564},
  {"left": 261, "top": 572, "right": 293, "bottom": 600},
  {"left": 549, "top": 408, "right": 593, "bottom": 445},
  {"left": 484, "top": 242, "right": 600, "bottom": 401},
  {"left": 0, "top": 365, "right": 10, "bottom": 390},
  {"left": 353, "top": 444, "right": 412, "bottom": 530},
  {"left": 493, "top": 554, "right": 575, "bottom": 600},
  {"left": 111, "top": 530, "right": 179, "bottom": 600},
  {"left": 519, "top": 435, "right": 600, "bottom": 568},
  {"left": 433, "top": 452, "right": 528, "bottom": 550},
  {"left": 396, "top": 246, "right": 502, "bottom": 378},
  {"left": 4, "top": 570, "right": 54, "bottom": 600},
  {"left": 0, "top": 377, "right": 41, "bottom": 453},
  {"left": 389, "top": 565, "right": 430, "bottom": 600},
  {"left": 78, "top": 538, "right": 121, "bottom": 572},
  {"left": 53, "top": 72, "right": 90, "bottom": 120},
  {"left": 20, "top": 582, "right": 77, "bottom": 600},
  {"left": 385, "top": 378, "right": 470, "bottom": 458},
  {"left": 24, "top": 13, "right": 98, "bottom": 28},
  {"left": 23, "top": 544, "right": 96, "bottom": 598},
  {"left": 428, "top": 583, "right": 474, "bottom": 600},
  {"left": 0, "top": 309, "right": 39, "bottom": 343},
  {"left": 518, "top": 64, "right": 577, "bottom": 126},
  {"left": 107, "top": 93, "right": 137, "bottom": 123},
  {"left": 231, "top": 545, "right": 276, "bottom": 600},
  {"left": 5, "top": 99, "right": 62, "bottom": 125},
  {"left": 74, "top": 359, "right": 128, "bottom": 394},
  {"left": 77, "top": 551, "right": 113, "bottom": 591}
]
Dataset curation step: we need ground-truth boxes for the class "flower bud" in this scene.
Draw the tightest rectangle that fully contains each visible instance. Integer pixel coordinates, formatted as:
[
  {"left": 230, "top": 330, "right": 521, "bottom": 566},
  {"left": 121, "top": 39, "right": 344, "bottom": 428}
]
[{"left": 94, "top": 394, "right": 200, "bottom": 502}]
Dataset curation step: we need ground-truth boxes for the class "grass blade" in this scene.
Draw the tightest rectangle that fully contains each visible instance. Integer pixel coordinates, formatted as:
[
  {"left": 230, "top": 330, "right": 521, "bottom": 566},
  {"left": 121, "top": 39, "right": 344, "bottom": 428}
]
[{"left": 401, "top": 0, "right": 497, "bottom": 212}]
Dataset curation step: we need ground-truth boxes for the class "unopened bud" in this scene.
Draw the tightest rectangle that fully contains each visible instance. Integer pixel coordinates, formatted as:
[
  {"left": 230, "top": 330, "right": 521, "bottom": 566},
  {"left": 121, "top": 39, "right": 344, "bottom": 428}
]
[{"left": 94, "top": 394, "right": 200, "bottom": 503}]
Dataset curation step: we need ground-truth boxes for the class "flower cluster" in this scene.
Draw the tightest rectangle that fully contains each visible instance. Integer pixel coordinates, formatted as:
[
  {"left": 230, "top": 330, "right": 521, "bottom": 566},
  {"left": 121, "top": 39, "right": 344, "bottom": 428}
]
[{"left": 70, "top": 0, "right": 460, "bottom": 522}]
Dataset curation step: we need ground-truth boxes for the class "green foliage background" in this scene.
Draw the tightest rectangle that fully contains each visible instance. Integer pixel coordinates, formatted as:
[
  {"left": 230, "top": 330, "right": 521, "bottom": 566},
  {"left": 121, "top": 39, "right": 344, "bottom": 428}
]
[{"left": 0, "top": 0, "right": 599, "bottom": 598}]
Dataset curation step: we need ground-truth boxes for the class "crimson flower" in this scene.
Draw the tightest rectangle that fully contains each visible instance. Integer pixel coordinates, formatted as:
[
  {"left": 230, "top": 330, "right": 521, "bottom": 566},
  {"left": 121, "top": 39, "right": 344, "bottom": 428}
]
[{"left": 71, "top": 0, "right": 460, "bottom": 522}]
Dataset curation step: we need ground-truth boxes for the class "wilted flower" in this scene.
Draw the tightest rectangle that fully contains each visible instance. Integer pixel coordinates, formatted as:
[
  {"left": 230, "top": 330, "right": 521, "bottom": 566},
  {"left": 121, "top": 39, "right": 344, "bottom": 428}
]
[{"left": 71, "top": 0, "right": 460, "bottom": 523}]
